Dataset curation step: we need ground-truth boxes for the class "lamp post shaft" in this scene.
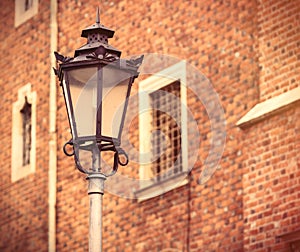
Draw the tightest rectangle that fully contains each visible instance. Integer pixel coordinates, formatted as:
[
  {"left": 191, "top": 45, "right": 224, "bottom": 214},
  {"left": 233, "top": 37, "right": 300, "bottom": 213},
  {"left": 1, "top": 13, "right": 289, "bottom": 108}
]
[{"left": 87, "top": 173, "right": 106, "bottom": 252}]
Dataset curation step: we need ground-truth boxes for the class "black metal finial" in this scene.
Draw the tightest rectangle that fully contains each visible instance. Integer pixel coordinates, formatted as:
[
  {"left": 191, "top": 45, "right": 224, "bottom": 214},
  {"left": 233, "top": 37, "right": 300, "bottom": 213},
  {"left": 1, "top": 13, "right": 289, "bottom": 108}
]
[{"left": 96, "top": 7, "right": 100, "bottom": 24}]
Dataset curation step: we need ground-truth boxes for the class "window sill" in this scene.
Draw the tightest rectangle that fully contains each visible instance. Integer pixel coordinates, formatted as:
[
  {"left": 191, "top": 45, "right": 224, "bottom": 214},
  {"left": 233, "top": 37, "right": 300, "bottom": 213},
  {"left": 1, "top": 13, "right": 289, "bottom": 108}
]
[
  {"left": 237, "top": 87, "right": 300, "bottom": 128},
  {"left": 135, "top": 172, "right": 189, "bottom": 202}
]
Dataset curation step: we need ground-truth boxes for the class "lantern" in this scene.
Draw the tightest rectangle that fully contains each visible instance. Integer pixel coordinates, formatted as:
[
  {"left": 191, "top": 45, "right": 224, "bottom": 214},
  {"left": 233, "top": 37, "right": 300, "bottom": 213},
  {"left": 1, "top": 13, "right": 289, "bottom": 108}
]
[{"left": 54, "top": 9, "right": 143, "bottom": 174}]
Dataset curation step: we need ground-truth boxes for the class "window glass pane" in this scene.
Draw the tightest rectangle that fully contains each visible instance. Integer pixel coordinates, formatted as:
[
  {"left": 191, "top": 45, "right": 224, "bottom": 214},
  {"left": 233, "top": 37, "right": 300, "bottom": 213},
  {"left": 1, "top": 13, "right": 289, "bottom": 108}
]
[{"left": 150, "top": 81, "right": 182, "bottom": 182}]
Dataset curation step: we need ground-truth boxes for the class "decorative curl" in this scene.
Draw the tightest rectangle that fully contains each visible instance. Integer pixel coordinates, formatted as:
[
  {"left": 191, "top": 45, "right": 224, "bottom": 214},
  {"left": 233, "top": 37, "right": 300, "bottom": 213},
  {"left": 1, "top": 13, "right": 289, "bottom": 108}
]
[{"left": 63, "top": 139, "right": 129, "bottom": 177}]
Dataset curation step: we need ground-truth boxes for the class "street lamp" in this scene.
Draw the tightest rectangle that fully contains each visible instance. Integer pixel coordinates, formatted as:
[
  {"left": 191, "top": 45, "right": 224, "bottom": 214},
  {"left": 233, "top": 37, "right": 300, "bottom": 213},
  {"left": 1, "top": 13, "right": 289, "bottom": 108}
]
[{"left": 54, "top": 8, "right": 143, "bottom": 252}]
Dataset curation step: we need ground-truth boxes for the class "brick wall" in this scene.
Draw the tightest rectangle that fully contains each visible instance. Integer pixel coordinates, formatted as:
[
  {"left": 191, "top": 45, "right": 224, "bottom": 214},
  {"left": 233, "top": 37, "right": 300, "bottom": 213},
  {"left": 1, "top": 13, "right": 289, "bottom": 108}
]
[
  {"left": 258, "top": 0, "right": 300, "bottom": 101},
  {"left": 241, "top": 0, "right": 300, "bottom": 251},
  {"left": 242, "top": 106, "right": 300, "bottom": 251},
  {"left": 0, "top": 0, "right": 51, "bottom": 251},
  {"left": 0, "top": 0, "right": 299, "bottom": 251}
]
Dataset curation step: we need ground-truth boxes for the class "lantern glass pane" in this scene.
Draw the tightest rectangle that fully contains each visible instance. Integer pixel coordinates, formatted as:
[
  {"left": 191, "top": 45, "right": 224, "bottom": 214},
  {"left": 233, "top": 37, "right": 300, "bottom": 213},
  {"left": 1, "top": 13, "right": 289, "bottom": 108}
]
[
  {"left": 66, "top": 67, "right": 98, "bottom": 138},
  {"left": 62, "top": 78, "right": 76, "bottom": 137},
  {"left": 102, "top": 66, "right": 131, "bottom": 139}
]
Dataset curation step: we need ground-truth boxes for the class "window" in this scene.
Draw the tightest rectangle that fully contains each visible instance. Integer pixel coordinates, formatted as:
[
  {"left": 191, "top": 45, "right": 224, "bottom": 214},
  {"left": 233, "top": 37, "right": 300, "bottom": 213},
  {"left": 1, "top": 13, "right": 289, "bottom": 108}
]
[
  {"left": 137, "top": 61, "right": 188, "bottom": 199},
  {"left": 20, "top": 96, "right": 32, "bottom": 166},
  {"left": 11, "top": 84, "right": 36, "bottom": 182},
  {"left": 15, "top": 0, "right": 38, "bottom": 27}
]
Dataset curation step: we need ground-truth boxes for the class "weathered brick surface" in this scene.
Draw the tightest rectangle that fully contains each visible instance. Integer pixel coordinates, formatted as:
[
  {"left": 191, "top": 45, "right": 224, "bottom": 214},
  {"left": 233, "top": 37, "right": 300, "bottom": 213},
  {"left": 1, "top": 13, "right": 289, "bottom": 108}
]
[
  {"left": 258, "top": 0, "right": 300, "bottom": 101},
  {"left": 0, "top": 0, "right": 299, "bottom": 251},
  {"left": 0, "top": 1, "right": 51, "bottom": 251},
  {"left": 242, "top": 106, "right": 300, "bottom": 251},
  {"left": 241, "top": 0, "right": 300, "bottom": 251}
]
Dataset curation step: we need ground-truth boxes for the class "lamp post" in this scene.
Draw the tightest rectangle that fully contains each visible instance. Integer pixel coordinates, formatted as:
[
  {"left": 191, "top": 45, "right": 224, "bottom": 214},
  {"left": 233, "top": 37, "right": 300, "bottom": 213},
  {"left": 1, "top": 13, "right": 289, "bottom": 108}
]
[{"left": 54, "top": 8, "right": 143, "bottom": 252}]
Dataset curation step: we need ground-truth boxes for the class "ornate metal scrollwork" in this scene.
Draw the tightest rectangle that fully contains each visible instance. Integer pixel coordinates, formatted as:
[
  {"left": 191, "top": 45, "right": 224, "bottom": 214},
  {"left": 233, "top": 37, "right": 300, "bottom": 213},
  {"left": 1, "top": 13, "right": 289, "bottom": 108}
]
[
  {"left": 63, "top": 140, "right": 75, "bottom": 157},
  {"left": 86, "top": 45, "right": 119, "bottom": 62},
  {"left": 63, "top": 139, "right": 129, "bottom": 177},
  {"left": 126, "top": 55, "right": 144, "bottom": 68},
  {"left": 53, "top": 51, "right": 74, "bottom": 76}
]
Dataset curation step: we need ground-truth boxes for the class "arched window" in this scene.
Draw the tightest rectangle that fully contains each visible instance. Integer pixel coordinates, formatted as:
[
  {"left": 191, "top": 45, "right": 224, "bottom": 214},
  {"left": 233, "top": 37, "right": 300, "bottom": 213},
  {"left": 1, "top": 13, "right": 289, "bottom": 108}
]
[{"left": 11, "top": 84, "right": 36, "bottom": 182}]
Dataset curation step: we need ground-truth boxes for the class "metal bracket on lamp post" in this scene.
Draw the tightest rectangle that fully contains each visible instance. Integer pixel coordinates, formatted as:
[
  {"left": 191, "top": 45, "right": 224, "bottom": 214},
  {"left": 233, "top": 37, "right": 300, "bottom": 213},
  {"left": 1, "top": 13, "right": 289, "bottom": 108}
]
[
  {"left": 63, "top": 139, "right": 129, "bottom": 176},
  {"left": 63, "top": 139, "right": 128, "bottom": 252}
]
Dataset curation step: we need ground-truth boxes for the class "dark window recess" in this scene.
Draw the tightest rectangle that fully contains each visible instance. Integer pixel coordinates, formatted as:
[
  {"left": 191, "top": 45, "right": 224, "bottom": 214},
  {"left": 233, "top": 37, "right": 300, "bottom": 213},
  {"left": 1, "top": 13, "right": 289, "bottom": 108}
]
[
  {"left": 20, "top": 96, "right": 32, "bottom": 166},
  {"left": 24, "top": 0, "right": 33, "bottom": 11},
  {"left": 277, "top": 229, "right": 300, "bottom": 252},
  {"left": 150, "top": 81, "right": 182, "bottom": 182}
]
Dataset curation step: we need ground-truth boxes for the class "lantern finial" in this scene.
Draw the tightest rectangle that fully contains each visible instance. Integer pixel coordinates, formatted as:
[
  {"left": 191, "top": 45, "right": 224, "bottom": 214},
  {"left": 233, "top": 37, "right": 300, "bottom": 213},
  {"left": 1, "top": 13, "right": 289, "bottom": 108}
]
[{"left": 96, "top": 7, "right": 100, "bottom": 24}]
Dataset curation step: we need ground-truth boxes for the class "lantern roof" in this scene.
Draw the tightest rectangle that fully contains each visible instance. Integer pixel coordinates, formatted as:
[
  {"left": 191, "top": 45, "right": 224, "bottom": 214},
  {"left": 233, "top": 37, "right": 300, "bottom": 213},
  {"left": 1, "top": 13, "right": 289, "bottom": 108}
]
[
  {"left": 54, "top": 7, "right": 143, "bottom": 80},
  {"left": 74, "top": 7, "right": 121, "bottom": 58}
]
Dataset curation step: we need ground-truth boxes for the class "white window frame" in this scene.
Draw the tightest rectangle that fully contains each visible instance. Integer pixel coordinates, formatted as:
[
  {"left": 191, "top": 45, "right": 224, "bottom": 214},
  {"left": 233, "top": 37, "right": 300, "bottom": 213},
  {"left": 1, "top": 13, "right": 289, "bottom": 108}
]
[
  {"left": 11, "top": 84, "right": 37, "bottom": 182},
  {"left": 15, "top": 0, "right": 38, "bottom": 27},
  {"left": 137, "top": 61, "right": 189, "bottom": 200}
]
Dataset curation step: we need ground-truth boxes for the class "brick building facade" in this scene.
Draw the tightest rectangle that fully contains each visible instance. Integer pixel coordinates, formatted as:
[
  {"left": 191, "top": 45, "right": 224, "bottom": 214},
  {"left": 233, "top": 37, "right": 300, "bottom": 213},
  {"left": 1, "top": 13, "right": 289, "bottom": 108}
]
[{"left": 0, "top": 0, "right": 299, "bottom": 251}]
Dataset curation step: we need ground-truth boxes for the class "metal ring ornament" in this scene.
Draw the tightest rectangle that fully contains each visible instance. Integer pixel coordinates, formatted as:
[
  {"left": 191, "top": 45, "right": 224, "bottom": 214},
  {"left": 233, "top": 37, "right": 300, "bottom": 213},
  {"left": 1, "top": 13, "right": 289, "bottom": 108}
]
[
  {"left": 116, "top": 148, "right": 129, "bottom": 166},
  {"left": 63, "top": 140, "right": 75, "bottom": 156}
]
